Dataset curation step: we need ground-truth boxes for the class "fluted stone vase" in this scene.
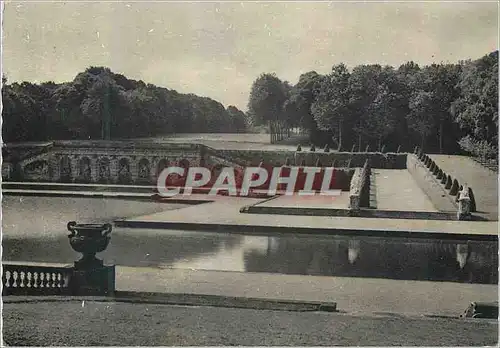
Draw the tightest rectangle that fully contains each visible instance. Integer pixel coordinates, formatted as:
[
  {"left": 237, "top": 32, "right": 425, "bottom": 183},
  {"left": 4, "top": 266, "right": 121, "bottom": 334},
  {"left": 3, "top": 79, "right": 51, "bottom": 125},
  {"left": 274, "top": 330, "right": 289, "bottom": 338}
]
[
  {"left": 68, "top": 221, "right": 112, "bottom": 269},
  {"left": 67, "top": 221, "right": 115, "bottom": 295}
]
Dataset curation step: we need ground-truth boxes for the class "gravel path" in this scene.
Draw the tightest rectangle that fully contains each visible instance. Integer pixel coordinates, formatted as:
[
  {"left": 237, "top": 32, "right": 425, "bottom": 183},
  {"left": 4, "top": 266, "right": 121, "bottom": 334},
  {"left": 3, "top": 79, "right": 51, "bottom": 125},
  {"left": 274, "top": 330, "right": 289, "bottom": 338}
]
[{"left": 3, "top": 301, "right": 497, "bottom": 346}]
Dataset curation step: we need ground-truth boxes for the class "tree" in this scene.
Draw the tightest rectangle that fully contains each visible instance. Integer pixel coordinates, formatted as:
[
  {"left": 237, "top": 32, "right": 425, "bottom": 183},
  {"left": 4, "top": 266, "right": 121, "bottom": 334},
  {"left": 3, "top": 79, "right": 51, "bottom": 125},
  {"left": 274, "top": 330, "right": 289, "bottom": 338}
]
[
  {"left": 248, "top": 73, "right": 288, "bottom": 142},
  {"left": 452, "top": 51, "right": 498, "bottom": 157},
  {"left": 227, "top": 106, "right": 248, "bottom": 132},
  {"left": 281, "top": 71, "right": 325, "bottom": 142},
  {"left": 407, "top": 90, "right": 436, "bottom": 150},
  {"left": 365, "top": 83, "right": 398, "bottom": 150},
  {"left": 311, "top": 64, "right": 351, "bottom": 150},
  {"left": 348, "top": 64, "right": 383, "bottom": 150},
  {"left": 421, "top": 64, "right": 462, "bottom": 153}
]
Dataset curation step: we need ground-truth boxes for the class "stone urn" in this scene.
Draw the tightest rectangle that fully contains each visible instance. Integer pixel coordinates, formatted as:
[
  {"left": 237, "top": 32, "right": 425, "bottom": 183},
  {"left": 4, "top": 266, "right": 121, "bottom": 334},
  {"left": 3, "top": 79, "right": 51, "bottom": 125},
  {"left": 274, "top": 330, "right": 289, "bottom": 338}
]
[{"left": 67, "top": 221, "right": 112, "bottom": 270}]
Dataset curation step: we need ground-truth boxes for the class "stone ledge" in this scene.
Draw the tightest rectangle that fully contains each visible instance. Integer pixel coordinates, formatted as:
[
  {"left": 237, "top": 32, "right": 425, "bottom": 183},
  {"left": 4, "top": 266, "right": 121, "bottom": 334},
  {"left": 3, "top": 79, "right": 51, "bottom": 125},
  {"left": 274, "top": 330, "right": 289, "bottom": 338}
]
[
  {"left": 239, "top": 204, "right": 476, "bottom": 221},
  {"left": 113, "top": 219, "right": 498, "bottom": 241},
  {"left": 2, "top": 292, "right": 338, "bottom": 313}
]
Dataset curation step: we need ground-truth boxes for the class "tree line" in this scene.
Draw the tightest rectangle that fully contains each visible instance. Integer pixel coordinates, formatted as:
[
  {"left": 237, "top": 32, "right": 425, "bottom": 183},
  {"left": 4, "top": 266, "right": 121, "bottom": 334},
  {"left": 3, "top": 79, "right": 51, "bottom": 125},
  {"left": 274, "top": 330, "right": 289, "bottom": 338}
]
[
  {"left": 2, "top": 66, "right": 249, "bottom": 142},
  {"left": 2, "top": 51, "right": 498, "bottom": 159},
  {"left": 248, "top": 51, "right": 498, "bottom": 157}
]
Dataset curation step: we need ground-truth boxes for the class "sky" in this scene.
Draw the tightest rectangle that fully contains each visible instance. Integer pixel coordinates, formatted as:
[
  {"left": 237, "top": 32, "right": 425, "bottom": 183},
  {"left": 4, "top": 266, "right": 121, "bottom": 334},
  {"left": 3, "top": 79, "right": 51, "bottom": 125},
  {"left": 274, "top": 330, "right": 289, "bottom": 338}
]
[{"left": 2, "top": 1, "right": 498, "bottom": 111}]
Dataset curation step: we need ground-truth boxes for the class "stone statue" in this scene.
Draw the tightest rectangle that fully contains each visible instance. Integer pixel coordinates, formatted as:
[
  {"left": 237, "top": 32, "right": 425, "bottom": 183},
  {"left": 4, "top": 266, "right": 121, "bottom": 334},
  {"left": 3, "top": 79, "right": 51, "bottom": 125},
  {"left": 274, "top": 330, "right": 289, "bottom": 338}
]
[
  {"left": 84, "top": 164, "right": 91, "bottom": 180},
  {"left": 139, "top": 162, "right": 149, "bottom": 179},
  {"left": 99, "top": 161, "right": 110, "bottom": 180},
  {"left": 457, "top": 184, "right": 471, "bottom": 221},
  {"left": 118, "top": 161, "right": 131, "bottom": 182}
]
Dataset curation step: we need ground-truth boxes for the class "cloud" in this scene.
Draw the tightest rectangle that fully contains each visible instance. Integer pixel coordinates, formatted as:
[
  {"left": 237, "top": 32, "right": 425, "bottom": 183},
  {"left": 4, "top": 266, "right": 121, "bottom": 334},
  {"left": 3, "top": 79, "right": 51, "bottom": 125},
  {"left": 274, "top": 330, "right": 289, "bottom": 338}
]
[{"left": 3, "top": 2, "right": 498, "bottom": 110}]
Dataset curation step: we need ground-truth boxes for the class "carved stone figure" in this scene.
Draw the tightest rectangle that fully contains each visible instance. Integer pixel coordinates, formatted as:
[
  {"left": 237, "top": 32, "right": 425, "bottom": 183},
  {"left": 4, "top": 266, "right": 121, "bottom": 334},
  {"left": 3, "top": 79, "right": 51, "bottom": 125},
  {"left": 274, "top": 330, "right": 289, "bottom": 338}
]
[
  {"left": 138, "top": 160, "right": 150, "bottom": 179},
  {"left": 457, "top": 184, "right": 471, "bottom": 221},
  {"left": 60, "top": 157, "right": 72, "bottom": 181},
  {"left": 118, "top": 160, "right": 131, "bottom": 183},
  {"left": 98, "top": 159, "right": 111, "bottom": 181},
  {"left": 79, "top": 159, "right": 91, "bottom": 181}
]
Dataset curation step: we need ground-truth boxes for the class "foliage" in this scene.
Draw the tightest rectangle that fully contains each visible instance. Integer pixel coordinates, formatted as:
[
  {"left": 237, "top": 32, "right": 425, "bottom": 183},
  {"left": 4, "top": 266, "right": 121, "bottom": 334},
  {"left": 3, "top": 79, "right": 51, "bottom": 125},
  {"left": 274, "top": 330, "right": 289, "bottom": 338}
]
[
  {"left": 452, "top": 51, "right": 498, "bottom": 147},
  {"left": 247, "top": 73, "right": 288, "bottom": 125},
  {"left": 311, "top": 64, "right": 350, "bottom": 148},
  {"left": 247, "top": 50, "right": 498, "bottom": 154},
  {"left": 458, "top": 135, "right": 497, "bottom": 160},
  {"left": 2, "top": 66, "right": 248, "bottom": 142}
]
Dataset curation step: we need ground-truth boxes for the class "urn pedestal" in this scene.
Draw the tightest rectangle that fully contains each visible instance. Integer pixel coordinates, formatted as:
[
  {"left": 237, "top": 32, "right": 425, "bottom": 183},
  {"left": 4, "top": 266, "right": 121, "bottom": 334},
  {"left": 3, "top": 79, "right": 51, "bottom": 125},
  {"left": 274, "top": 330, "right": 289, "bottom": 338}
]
[{"left": 67, "top": 221, "right": 115, "bottom": 296}]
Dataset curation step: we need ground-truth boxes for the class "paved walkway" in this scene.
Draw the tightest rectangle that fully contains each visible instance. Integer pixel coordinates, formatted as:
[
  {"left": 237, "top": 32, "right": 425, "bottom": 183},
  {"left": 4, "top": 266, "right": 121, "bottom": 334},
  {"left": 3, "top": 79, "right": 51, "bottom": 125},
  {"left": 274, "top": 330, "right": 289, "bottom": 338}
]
[
  {"left": 430, "top": 155, "right": 498, "bottom": 218},
  {"left": 4, "top": 261, "right": 497, "bottom": 317},
  {"left": 120, "top": 195, "right": 498, "bottom": 237},
  {"left": 373, "top": 169, "right": 437, "bottom": 212}
]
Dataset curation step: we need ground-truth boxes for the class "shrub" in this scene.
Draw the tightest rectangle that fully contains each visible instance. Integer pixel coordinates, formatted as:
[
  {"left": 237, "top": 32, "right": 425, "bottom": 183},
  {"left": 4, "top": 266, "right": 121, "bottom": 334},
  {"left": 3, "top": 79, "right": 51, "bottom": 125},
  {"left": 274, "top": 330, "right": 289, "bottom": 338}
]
[
  {"left": 445, "top": 175, "right": 452, "bottom": 189},
  {"left": 450, "top": 179, "right": 459, "bottom": 195},
  {"left": 469, "top": 187, "right": 477, "bottom": 212},
  {"left": 459, "top": 135, "right": 497, "bottom": 160}
]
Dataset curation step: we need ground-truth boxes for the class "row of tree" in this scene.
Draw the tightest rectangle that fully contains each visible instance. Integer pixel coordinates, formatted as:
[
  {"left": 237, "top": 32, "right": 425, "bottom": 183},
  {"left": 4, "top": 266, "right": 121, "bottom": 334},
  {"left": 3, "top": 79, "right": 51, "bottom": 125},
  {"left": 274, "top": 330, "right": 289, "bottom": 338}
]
[
  {"left": 247, "top": 51, "right": 498, "bottom": 156},
  {"left": 2, "top": 67, "right": 249, "bottom": 142}
]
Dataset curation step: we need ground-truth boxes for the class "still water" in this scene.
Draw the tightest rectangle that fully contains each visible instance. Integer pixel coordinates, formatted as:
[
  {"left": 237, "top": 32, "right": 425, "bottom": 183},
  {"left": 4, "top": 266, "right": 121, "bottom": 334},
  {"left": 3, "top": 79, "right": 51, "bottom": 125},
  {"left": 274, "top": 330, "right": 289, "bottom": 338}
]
[{"left": 2, "top": 196, "right": 498, "bottom": 285}]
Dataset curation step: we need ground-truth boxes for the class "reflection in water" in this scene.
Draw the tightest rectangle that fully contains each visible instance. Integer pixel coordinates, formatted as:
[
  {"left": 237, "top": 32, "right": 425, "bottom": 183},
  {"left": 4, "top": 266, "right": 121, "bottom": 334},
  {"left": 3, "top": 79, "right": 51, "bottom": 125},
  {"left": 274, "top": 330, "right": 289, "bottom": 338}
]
[
  {"left": 242, "top": 236, "right": 497, "bottom": 284},
  {"left": 2, "top": 231, "right": 244, "bottom": 269},
  {"left": 456, "top": 244, "right": 469, "bottom": 269},
  {"left": 348, "top": 239, "right": 360, "bottom": 264},
  {"left": 3, "top": 229, "right": 497, "bottom": 284},
  {"left": 4, "top": 196, "right": 496, "bottom": 285}
]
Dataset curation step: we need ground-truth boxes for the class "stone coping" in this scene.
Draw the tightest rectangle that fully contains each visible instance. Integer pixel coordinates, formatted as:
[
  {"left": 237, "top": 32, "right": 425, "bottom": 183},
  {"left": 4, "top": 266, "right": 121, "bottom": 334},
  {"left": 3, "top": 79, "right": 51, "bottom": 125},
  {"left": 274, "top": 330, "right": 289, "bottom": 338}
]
[
  {"left": 1, "top": 189, "right": 211, "bottom": 205},
  {"left": 240, "top": 204, "right": 466, "bottom": 221},
  {"left": 3, "top": 262, "right": 498, "bottom": 317},
  {"left": 114, "top": 219, "right": 498, "bottom": 241},
  {"left": 3, "top": 292, "right": 337, "bottom": 313}
]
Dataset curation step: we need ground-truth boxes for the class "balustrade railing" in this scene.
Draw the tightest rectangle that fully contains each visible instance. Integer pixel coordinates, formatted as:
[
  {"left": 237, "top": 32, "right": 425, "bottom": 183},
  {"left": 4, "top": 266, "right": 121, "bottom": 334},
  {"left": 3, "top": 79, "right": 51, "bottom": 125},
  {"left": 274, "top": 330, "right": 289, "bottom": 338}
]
[{"left": 2, "top": 264, "right": 72, "bottom": 296}]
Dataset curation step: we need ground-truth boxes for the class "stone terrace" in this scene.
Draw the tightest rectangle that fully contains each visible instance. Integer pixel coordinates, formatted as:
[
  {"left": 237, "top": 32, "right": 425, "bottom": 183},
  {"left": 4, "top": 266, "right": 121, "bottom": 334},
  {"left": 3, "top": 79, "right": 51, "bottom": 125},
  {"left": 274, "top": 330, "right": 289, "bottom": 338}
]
[{"left": 116, "top": 194, "right": 498, "bottom": 238}]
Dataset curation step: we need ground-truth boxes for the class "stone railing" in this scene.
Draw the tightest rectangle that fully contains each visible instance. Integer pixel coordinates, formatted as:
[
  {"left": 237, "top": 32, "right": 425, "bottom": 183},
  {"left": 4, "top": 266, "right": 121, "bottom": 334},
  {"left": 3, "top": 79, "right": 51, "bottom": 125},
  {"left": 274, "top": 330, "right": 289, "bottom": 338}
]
[
  {"left": 349, "top": 160, "right": 371, "bottom": 211},
  {"left": 2, "top": 264, "right": 72, "bottom": 296},
  {"left": 2, "top": 222, "right": 116, "bottom": 297}
]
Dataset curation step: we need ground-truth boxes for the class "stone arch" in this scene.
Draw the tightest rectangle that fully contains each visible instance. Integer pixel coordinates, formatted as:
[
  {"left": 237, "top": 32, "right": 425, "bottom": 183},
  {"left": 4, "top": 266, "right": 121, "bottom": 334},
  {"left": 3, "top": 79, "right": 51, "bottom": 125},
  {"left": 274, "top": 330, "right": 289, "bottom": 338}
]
[
  {"left": 137, "top": 158, "right": 151, "bottom": 184},
  {"left": 156, "top": 158, "right": 169, "bottom": 178},
  {"left": 179, "top": 158, "right": 190, "bottom": 169},
  {"left": 97, "top": 157, "right": 111, "bottom": 183},
  {"left": 178, "top": 158, "right": 190, "bottom": 176},
  {"left": 117, "top": 157, "right": 132, "bottom": 184},
  {"left": 60, "top": 156, "right": 72, "bottom": 183},
  {"left": 77, "top": 157, "right": 92, "bottom": 183}
]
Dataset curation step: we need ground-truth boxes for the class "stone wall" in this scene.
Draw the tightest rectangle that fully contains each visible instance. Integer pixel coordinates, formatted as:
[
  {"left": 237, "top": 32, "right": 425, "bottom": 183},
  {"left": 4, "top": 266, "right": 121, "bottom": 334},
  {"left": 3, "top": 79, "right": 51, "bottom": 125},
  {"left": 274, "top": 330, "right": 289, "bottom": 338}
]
[
  {"left": 4, "top": 141, "right": 204, "bottom": 185},
  {"left": 2, "top": 162, "right": 12, "bottom": 181},
  {"left": 211, "top": 149, "right": 407, "bottom": 169},
  {"left": 3, "top": 140, "right": 407, "bottom": 186},
  {"left": 349, "top": 160, "right": 371, "bottom": 211}
]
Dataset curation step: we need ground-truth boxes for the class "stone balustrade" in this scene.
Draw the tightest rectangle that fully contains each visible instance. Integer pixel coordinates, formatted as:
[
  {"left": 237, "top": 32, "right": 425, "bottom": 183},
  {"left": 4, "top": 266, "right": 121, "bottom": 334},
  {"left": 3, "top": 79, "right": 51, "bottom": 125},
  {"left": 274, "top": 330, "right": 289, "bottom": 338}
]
[
  {"left": 2, "top": 264, "right": 72, "bottom": 296},
  {"left": 3, "top": 140, "right": 407, "bottom": 185},
  {"left": 3, "top": 222, "right": 116, "bottom": 297}
]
